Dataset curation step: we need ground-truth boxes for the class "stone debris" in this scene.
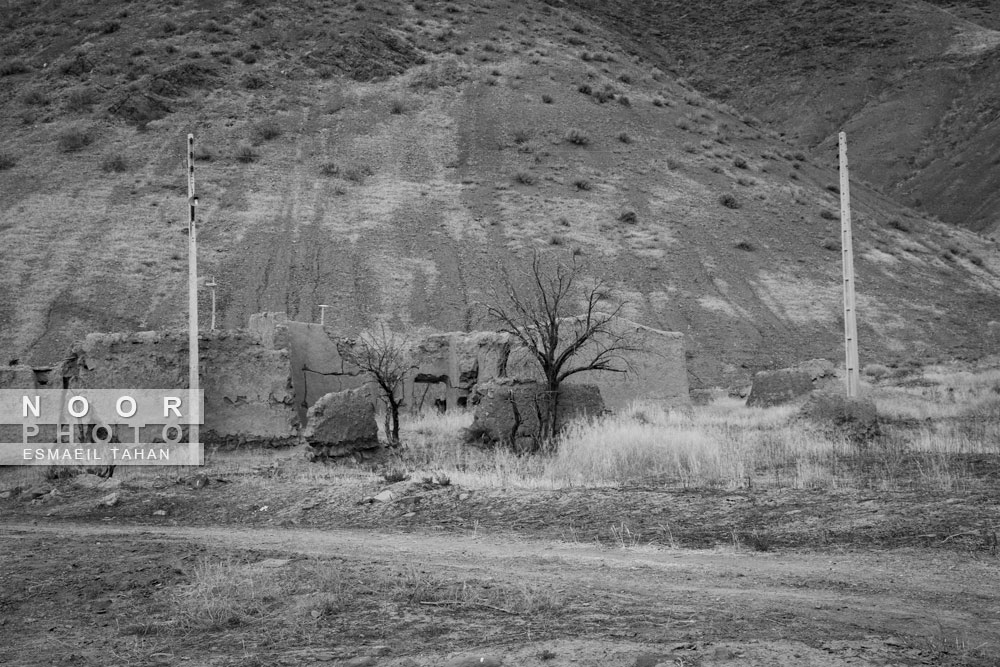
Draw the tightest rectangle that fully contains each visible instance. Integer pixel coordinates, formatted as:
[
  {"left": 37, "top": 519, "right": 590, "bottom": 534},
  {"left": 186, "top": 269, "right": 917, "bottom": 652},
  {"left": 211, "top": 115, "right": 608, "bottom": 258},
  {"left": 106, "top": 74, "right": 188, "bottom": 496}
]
[
  {"left": 301, "top": 387, "right": 381, "bottom": 460},
  {"left": 97, "top": 492, "right": 120, "bottom": 507},
  {"left": 21, "top": 485, "right": 52, "bottom": 501},
  {"left": 372, "top": 489, "right": 397, "bottom": 503}
]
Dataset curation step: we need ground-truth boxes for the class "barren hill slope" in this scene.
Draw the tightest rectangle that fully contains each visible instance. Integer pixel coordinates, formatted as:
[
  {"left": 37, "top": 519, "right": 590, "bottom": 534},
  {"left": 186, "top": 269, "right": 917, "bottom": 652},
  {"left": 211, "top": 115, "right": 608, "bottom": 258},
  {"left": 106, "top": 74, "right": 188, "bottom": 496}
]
[
  {"left": 1, "top": 0, "right": 998, "bottom": 386},
  {"left": 555, "top": 0, "right": 1000, "bottom": 233}
]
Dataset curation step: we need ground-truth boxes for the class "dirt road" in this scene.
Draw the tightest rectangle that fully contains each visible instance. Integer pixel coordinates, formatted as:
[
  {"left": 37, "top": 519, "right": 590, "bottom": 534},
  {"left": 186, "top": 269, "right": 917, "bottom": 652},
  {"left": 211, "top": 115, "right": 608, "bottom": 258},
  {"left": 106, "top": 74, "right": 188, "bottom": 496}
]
[{"left": 2, "top": 520, "right": 997, "bottom": 666}]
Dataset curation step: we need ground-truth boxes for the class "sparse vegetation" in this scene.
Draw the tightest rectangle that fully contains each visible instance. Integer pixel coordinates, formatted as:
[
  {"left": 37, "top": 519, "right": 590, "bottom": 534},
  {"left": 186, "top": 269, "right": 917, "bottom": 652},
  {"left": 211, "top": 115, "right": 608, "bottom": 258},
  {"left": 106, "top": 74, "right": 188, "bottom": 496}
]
[
  {"left": 64, "top": 87, "right": 98, "bottom": 112},
  {"left": 541, "top": 93, "right": 553, "bottom": 103},
  {"left": 573, "top": 178, "right": 592, "bottom": 191},
  {"left": 242, "top": 74, "right": 265, "bottom": 90},
  {"left": 100, "top": 154, "right": 129, "bottom": 173},
  {"left": 734, "top": 240, "right": 756, "bottom": 251},
  {"left": 57, "top": 127, "right": 92, "bottom": 153},
  {"left": 0, "top": 59, "right": 30, "bottom": 76},
  {"left": 0, "top": 154, "right": 16, "bottom": 171},
  {"left": 343, "top": 163, "right": 374, "bottom": 184},
  {"left": 20, "top": 89, "right": 48, "bottom": 106},
  {"left": 514, "top": 171, "right": 536, "bottom": 185},
  {"left": 389, "top": 97, "right": 410, "bottom": 114},
  {"left": 617, "top": 131, "right": 632, "bottom": 144},
  {"left": 618, "top": 210, "right": 637, "bottom": 224},
  {"left": 565, "top": 128, "right": 590, "bottom": 146},
  {"left": 236, "top": 145, "right": 258, "bottom": 163},
  {"left": 888, "top": 218, "right": 911, "bottom": 232},
  {"left": 250, "top": 119, "right": 282, "bottom": 144},
  {"left": 719, "top": 194, "right": 740, "bottom": 209}
]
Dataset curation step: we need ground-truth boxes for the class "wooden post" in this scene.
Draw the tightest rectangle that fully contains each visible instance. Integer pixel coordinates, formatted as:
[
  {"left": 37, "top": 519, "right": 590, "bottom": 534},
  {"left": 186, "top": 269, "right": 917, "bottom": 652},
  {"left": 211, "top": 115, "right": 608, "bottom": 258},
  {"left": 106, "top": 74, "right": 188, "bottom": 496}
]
[
  {"left": 318, "top": 304, "right": 329, "bottom": 327},
  {"left": 187, "top": 134, "right": 201, "bottom": 458},
  {"left": 839, "top": 132, "right": 860, "bottom": 398}
]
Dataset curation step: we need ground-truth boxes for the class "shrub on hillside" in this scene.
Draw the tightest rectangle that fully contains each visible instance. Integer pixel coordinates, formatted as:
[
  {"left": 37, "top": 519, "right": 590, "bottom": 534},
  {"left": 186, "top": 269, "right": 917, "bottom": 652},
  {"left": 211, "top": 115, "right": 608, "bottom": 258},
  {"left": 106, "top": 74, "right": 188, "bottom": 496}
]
[
  {"left": 0, "top": 59, "right": 30, "bottom": 76},
  {"left": 236, "top": 145, "right": 257, "bottom": 163},
  {"left": 734, "top": 240, "right": 756, "bottom": 251},
  {"left": 20, "top": 89, "right": 48, "bottom": 106},
  {"left": 719, "top": 193, "right": 740, "bottom": 209},
  {"left": 242, "top": 74, "right": 266, "bottom": 90},
  {"left": 101, "top": 154, "right": 128, "bottom": 173},
  {"left": 0, "top": 153, "right": 16, "bottom": 170},
  {"left": 57, "top": 127, "right": 92, "bottom": 153},
  {"left": 65, "top": 87, "right": 98, "bottom": 112},
  {"left": 565, "top": 128, "right": 590, "bottom": 146},
  {"left": 251, "top": 119, "right": 282, "bottom": 144},
  {"left": 343, "top": 163, "right": 374, "bottom": 183},
  {"left": 514, "top": 171, "right": 536, "bottom": 185},
  {"left": 618, "top": 210, "right": 637, "bottom": 224},
  {"left": 389, "top": 97, "right": 409, "bottom": 114}
]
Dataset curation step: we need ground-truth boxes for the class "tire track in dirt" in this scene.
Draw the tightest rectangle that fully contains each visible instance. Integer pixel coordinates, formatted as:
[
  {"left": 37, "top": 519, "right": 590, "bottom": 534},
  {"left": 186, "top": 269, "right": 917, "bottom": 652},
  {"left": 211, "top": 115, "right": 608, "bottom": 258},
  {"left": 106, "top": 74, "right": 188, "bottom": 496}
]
[{"left": 4, "top": 520, "right": 997, "bottom": 657}]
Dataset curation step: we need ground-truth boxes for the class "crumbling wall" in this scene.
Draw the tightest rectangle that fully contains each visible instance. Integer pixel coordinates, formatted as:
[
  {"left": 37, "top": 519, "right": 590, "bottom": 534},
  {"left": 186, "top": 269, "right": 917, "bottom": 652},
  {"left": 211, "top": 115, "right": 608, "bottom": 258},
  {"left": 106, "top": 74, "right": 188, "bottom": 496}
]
[
  {"left": 69, "top": 330, "right": 297, "bottom": 447},
  {"left": 284, "top": 321, "right": 370, "bottom": 426},
  {"left": 409, "top": 317, "right": 689, "bottom": 413}
]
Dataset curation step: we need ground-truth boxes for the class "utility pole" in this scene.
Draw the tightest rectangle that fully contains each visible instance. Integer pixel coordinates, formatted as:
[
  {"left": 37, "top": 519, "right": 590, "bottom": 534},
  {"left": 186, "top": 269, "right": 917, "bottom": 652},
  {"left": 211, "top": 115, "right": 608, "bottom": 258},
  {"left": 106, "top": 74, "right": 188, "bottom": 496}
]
[
  {"left": 839, "top": 132, "right": 860, "bottom": 398},
  {"left": 187, "top": 134, "right": 202, "bottom": 459}
]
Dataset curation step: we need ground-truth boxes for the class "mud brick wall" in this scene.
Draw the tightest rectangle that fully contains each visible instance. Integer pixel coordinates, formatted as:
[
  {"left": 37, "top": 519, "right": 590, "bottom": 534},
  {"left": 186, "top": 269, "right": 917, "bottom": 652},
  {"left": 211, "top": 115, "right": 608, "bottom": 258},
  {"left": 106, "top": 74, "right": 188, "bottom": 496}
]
[
  {"left": 503, "top": 317, "right": 690, "bottom": 411},
  {"left": 68, "top": 330, "right": 297, "bottom": 447},
  {"left": 284, "top": 321, "right": 371, "bottom": 426}
]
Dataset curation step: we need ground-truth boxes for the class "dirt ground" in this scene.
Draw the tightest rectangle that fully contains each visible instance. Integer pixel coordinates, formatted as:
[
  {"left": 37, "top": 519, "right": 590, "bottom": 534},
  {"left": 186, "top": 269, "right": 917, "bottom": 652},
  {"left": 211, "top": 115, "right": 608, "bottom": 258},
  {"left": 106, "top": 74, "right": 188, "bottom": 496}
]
[{"left": 1, "top": 464, "right": 998, "bottom": 667}]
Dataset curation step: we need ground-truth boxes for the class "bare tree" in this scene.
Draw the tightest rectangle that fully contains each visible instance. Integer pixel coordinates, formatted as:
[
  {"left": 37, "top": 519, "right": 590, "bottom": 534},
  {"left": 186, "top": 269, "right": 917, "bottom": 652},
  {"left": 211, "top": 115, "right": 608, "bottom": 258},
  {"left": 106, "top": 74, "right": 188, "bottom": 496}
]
[
  {"left": 345, "top": 323, "right": 410, "bottom": 447},
  {"left": 484, "top": 250, "right": 641, "bottom": 446}
]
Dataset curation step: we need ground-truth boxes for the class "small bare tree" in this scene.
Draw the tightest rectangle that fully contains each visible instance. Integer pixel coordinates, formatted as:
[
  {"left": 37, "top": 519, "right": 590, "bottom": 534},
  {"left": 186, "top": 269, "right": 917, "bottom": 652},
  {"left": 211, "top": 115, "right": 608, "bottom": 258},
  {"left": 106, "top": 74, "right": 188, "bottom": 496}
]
[
  {"left": 484, "top": 250, "right": 641, "bottom": 446},
  {"left": 345, "top": 323, "right": 410, "bottom": 447}
]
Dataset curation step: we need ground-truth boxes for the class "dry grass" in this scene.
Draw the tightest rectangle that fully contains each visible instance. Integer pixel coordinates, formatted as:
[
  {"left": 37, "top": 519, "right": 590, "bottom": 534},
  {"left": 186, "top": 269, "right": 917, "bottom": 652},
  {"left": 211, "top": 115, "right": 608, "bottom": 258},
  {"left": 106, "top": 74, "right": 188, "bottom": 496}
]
[
  {"left": 156, "top": 552, "right": 564, "bottom": 636},
  {"left": 4, "top": 366, "right": 995, "bottom": 496},
  {"left": 392, "top": 365, "right": 1000, "bottom": 492}
]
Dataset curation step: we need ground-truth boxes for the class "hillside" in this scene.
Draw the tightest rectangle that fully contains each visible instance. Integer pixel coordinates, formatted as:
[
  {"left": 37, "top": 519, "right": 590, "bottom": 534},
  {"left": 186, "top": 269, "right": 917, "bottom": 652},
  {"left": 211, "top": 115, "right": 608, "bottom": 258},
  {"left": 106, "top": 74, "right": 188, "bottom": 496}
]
[
  {"left": 555, "top": 0, "right": 1000, "bottom": 233},
  {"left": 1, "top": 0, "right": 999, "bottom": 387}
]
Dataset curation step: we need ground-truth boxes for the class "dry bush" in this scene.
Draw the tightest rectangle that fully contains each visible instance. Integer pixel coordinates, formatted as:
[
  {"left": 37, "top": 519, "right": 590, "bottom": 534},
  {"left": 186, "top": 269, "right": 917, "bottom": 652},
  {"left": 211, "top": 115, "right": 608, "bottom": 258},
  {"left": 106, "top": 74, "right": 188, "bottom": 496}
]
[
  {"left": 565, "top": 128, "right": 590, "bottom": 145},
  {"left": 57, "top": 127, "right": 92, "bottom": 153}
]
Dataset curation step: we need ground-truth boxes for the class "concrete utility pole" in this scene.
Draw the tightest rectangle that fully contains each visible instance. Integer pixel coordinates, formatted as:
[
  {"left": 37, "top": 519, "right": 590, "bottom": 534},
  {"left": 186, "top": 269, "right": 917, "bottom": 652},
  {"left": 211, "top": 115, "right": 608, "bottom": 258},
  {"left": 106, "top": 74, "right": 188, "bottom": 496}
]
[
  {"left": 839, "top": 132, "right": 860, "bottom": 398},
  {"left": 187, "top": 134, "right": 201, "bottom": 457},
  {"left": 318, "top": 304, "right": 330, "bottom": 327}
]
